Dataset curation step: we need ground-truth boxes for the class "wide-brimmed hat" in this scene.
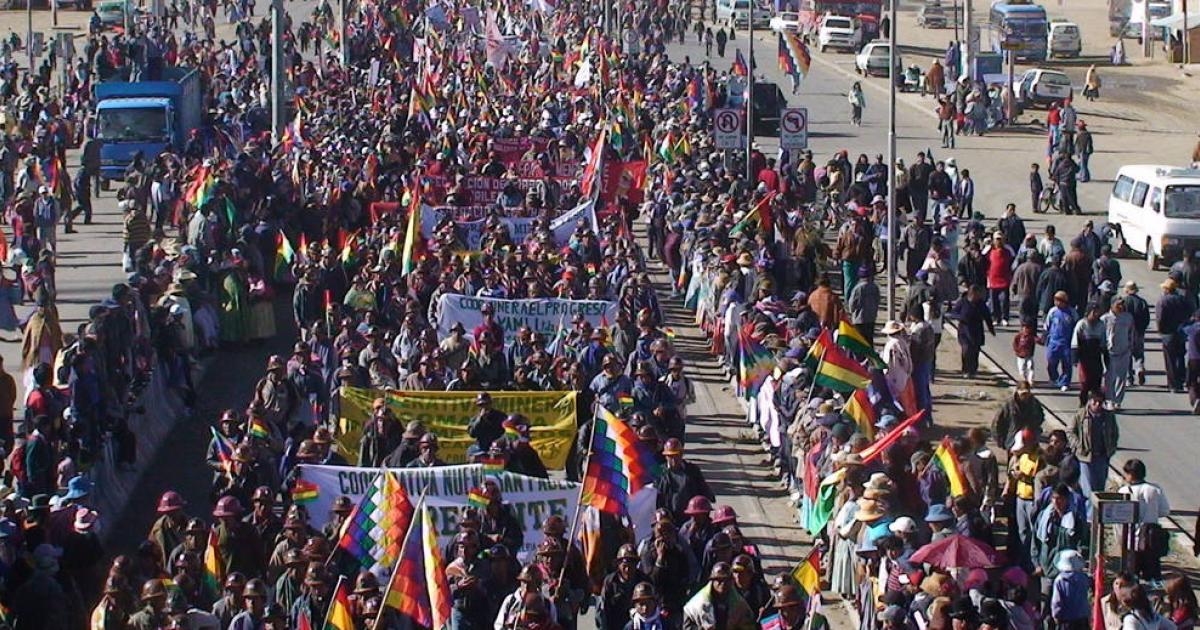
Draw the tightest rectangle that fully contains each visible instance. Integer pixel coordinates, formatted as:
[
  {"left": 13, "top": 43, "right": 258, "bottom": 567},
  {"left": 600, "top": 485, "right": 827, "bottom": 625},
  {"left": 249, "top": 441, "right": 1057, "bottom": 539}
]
[
  {"left": 62, "top": 476, "right": 92, "bottom": 501},
  {"left": 854, "top": 498, "right": 886, "bottom": 522},
  {"left": 863, "top": 473, "right": 895, "bottom": 493},
  {"left": 880, "top": 320, "right": 904, "bottom": 335},
  {"left": 925, "top": 504, "right": 954, "bottom": 523}
]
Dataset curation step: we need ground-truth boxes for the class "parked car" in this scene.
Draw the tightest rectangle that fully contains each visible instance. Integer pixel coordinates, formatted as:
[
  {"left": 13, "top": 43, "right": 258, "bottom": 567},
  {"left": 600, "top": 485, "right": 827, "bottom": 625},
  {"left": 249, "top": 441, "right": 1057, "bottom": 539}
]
[
  {"left": 855, "top": 41, "right": 901, "bottom": 76},
  {"left": 1047, "top": 19, "right": 1082, "bottom": 57},
  {"left": 1014, "top": 68, "right": 1073, "bottom": 108},
  {"left": 97, "top": 0, "right": 132, "bottom": 26},
  {"left": 917, "top": 3, "right": 948, "bottom": 28},
  {"left": 770, "top": 11, "right": 803, "bottom": 33},
  {"left": 818, "top": 15, "right": 859, "bottom": 52}
]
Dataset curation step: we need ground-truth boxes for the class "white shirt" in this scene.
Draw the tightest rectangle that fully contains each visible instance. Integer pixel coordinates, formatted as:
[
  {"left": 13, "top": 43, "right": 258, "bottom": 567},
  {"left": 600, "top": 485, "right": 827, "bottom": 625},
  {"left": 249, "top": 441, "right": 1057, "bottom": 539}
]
[{"left": 1119, "top": 481, "right": 1171, "bottom": 524}]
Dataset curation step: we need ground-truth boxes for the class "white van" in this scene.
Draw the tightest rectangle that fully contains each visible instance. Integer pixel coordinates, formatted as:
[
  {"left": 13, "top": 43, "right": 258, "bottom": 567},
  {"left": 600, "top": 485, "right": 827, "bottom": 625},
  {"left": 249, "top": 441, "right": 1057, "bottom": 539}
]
[
  {"left": 1108, "top": 165, "right": 1200, "bottom": 269},
  {"left": 716, "top": 0, "right": 752, "bottom": 27},
  {"left": 1047, "top": 20, "right": 1082, "bottom": 57}
]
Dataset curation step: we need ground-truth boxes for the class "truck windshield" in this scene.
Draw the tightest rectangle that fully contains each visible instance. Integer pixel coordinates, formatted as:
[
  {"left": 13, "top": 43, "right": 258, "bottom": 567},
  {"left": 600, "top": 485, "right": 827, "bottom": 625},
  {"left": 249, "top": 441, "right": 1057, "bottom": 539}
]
[
  {"left": 1164, "top": 185, "right": 1200, "bottom": 219},
  {"left": 98, "top": 108, "right": 169, "bottom": 143}
]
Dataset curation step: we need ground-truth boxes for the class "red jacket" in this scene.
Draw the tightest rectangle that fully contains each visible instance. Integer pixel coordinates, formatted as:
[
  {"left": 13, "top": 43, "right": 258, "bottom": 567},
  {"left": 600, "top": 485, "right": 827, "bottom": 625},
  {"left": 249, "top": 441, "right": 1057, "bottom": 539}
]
[{"left": 985, "top": 246, "right": 1014, "bottom": 289}]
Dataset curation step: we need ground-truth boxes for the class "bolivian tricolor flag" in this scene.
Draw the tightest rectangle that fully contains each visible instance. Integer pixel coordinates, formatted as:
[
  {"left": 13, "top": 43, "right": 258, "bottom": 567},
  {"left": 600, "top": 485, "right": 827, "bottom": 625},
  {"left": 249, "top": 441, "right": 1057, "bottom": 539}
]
[
  {"left": 202, "top": 527, "right": 223, "bottom": 593},
  {"left": 790, "top": 547, "right": 822, "bottom": 596},
  {"left": 804, "top": 328, "right": 834, "bottom": 369},
  {"left": 325, "top": 576, "right": 355, "bottom": 630},
  {"left": 841, "top": 388, "right": 876, "bottom": 440},
  {"left": 836, "top": 317, "right": 884, "bottom": 367},
  {"left": 931, "top": 436, "right": 970, "bottom": 497},
  {"left": 813, "top": 343, "right": 870, "bottom": 393},
  {"left": 730, "top": 192, "right": 776, "bottom": 237}
]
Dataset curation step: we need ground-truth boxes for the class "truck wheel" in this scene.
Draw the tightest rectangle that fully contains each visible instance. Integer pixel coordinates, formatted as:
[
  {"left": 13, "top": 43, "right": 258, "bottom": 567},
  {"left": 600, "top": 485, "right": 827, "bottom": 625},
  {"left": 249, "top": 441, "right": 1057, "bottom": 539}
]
[{"left": 1147, "top": 239, "right": 1160, "bottom": 270}]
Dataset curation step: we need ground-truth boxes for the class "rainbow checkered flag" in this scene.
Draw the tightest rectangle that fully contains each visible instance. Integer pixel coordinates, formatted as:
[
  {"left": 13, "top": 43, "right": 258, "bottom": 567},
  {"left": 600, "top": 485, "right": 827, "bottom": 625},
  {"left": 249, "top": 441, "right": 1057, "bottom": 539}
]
[
  {"left": 335, "top": 471, "right": 414, "bottom": 573},
  {"left": 581, "top": 407, "right": 661, "bottom": 515}
]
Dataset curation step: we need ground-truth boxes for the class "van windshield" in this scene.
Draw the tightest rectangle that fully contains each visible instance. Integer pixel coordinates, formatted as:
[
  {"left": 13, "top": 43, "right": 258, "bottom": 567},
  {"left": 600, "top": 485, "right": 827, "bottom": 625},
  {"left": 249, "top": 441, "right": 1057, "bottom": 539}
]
[
  {"left": 1164, "top": 185, "right": 1200, "bottom": 219},
  {"left": 825, "top": 17, "right": 853, "bottom": 28},
  {"left": 734, "top": 0, "right": 751, "bottom": 8}
]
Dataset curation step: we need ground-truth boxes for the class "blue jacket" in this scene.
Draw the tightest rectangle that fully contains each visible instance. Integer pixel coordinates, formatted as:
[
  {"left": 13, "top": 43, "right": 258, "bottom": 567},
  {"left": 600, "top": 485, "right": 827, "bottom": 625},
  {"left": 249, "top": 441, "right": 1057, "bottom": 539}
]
[
  {"left": 1044, "top": 306, "right": 1077, "bottom": 349},
  {"left": 1051, "top": 570, "right": 1090, "bottom": 622}
]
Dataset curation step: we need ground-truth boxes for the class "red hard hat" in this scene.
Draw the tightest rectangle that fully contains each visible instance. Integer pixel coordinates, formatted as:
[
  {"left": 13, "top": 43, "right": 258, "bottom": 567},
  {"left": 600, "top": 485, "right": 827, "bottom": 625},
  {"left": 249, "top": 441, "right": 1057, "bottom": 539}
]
[
  {"left": 212, "top": 495, "right": 244, "bottom": 518},
  {"left": 684, "top": 496, "right": 713, "bottom": 516},
  {"left": 157, "top": 491, "right": 187, "bottom": 513},
  {"left": 712, "top": 505, "right": 738, "bottom": 525}
]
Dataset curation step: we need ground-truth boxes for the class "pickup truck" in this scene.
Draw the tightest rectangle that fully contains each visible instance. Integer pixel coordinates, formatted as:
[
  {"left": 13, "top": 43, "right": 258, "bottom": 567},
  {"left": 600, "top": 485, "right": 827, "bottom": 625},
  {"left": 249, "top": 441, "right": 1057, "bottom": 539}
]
[{"left": 95, "top": 66, "right": 203, "bottom": 187}]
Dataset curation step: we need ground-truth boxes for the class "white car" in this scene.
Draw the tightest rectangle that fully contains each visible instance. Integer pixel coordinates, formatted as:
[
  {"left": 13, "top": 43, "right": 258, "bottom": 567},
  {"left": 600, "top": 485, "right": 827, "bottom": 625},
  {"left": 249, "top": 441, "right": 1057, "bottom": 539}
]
[
  {"left": 1014, "top": 68, "right": 1074, "bottom": 108},
  {"left": 817, "top": 15, "right": 858, "bottom": 52},
  {"left": 855, "top": 41, "right": 900, "bottom": 76},
  {"left": 770, "top": 11, "right": 803, "bottom": 33}
]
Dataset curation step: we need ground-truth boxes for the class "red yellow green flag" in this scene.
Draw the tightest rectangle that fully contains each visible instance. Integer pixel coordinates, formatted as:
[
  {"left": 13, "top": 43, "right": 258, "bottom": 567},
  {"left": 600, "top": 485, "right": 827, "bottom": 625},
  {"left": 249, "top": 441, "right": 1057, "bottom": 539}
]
[
  {"left": 931, "top": 436, "right": 970, "bottom": 497},
  {"left": 813, "top": 343, "right": 871, "bottom": 393}
]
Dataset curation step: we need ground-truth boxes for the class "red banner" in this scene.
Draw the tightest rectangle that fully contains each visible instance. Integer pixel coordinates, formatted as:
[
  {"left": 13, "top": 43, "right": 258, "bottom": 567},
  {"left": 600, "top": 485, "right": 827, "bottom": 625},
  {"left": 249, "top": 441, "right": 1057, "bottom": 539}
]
[{"left": 598, "top": 160, "right": 648, "bottom": 208}]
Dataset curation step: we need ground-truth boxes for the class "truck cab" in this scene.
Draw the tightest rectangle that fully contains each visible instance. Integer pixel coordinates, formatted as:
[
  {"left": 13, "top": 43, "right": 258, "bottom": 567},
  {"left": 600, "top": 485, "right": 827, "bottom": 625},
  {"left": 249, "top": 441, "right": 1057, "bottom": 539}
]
[{"left": 95, "top": 67, "right": 201, "bottom": 184}]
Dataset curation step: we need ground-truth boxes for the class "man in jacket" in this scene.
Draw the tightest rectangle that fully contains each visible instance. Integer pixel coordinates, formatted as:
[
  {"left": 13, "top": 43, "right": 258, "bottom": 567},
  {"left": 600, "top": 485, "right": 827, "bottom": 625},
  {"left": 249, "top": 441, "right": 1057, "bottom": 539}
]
[
  {"left": 1122, "top": 281, "right": 1151, "bottom": 386},
  {"left": 1157, "top": 279, "right": 1192, "bottom": 392},
  {"left": 1043, "top": 291, "right": 1077, "bottom": 392},
  {"left": 901, "top": 213, "right": 932, "bottom": 280},
  {"left": 847, "top": 268, "right": 881, "bottom": 346},
  {"left": 1069, "top": 389, "right": 1120, "bottom": 496},
  {"left": 806, "top": 277, "right": 844, "bottom": 330},
  {"left": 1074, "top": 121, "right": 1094, "bottom": 182},
  {"left": 682, "top": 563, "right": 757, "bottom": 630},
  {"left": 656, "top": 439, "right": 715, "bottom": 523},
  {"left": 992, "top": 382, "right": 1045, "bottom": 450},
  {"left": 1032, "top": 483, "right": 1088, "bottom": 603}
]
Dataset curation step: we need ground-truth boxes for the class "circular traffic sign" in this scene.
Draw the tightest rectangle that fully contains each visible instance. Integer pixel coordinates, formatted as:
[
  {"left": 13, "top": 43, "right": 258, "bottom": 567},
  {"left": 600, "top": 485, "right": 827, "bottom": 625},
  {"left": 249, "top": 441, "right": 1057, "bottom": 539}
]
[
  {"left": 781, "top": 109, "right": 806, "bottom": 134},
  {"left": 715, "top": 109, "right": 741, "bottom": 133}
]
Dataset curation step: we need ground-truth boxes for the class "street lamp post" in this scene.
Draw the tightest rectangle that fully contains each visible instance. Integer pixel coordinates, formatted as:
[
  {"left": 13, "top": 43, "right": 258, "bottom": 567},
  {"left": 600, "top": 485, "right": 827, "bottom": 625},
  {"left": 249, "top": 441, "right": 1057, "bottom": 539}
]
[
  {"left": 271, "top": 0, "right": 285, "bottom": 141},
  {"left": 746, "top": 0, "right": 755, "bottom": 183},
  {"left": 886, "top": 0, "right": 898, "bottom": 319}
]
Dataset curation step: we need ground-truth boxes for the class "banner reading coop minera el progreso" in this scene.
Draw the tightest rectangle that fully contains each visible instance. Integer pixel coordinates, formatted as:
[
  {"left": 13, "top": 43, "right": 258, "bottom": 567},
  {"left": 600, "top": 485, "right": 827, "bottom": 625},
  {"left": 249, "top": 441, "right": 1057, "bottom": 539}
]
[{"left": 435, "top": 294, "right": 618, "bottom": 345}]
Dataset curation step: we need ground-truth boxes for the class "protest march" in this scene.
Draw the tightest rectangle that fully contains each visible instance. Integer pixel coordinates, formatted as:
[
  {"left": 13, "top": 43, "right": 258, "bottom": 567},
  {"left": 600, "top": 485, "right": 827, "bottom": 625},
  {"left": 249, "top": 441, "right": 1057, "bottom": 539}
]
[{"left": 0, "top": 0, "right": 1190, "bottom": 622}]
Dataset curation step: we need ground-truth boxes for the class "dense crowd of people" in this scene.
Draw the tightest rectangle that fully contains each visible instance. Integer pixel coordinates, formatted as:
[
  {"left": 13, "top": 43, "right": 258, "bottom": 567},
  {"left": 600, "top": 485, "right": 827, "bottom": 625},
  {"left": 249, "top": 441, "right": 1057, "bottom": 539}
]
[{"left": 0, "top": 0, "right": 1189, "bottom": 626}]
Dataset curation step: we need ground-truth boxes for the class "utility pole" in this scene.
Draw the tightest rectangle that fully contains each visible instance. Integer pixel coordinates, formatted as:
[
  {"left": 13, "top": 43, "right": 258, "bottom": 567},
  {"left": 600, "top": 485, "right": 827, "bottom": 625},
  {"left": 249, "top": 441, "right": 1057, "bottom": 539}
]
[
  {"left": 886, "top": 0, "right": 897, "bottom": 318},
  {"left": 1144, "top": 0, "right": 1153, "bottom": 58},
  {"left": 1184, "top": 0, "right": 1190, "bottom": 64},
  {"left": 26, "top": 0, "right": 33, "bottom": 74},
  {"left": 745, "top": 1, "right": 755, "bottom": 183},
  {"left": 963, "top": 0, "right": 973, "bottom": 78},
  {"left": 271, "top": 0, "right": 285, "bottom": 141},
  {"left": 340, "top": 0, "right": 350, "bottom": 67}
]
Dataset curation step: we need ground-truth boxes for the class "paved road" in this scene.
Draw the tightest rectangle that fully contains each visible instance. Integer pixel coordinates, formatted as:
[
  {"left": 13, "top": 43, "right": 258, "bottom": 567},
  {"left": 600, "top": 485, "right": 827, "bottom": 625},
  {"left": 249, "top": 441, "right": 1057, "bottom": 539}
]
[{"left": 669, "top": 21, "right": 1200, "bottom": 543}]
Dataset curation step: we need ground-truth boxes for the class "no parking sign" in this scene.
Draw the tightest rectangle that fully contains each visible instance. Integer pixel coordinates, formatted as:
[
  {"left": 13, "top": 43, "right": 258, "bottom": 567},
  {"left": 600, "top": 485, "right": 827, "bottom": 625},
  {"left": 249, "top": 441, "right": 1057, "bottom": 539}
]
[
  {"left": 780, "top": 107, "right": 808, "bottom": 150},
  {"left": 713, "top": 108, "right": 744, "bottom": 149}
]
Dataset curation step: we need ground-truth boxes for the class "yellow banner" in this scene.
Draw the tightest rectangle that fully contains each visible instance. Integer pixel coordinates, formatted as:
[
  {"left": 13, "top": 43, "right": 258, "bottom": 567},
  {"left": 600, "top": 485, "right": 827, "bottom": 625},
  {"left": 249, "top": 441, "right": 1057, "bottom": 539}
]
[{"left": 336, "top": 387, "right": 578, "bottom": 468}]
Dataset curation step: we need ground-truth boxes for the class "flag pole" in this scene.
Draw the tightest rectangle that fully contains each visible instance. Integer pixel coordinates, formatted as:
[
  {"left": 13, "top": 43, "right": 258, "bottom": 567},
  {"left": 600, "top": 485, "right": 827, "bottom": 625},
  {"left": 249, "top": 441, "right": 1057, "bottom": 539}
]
[
  {"left": 321, "top": 575, "right": 347, "bottom": 630},
  {"left": 373, "top": 483, "right": 432, "bottom": 629},
  {"left": 556, "top": 404, "right": 602, "bottom": 602},
  {"left": 804, "top": 354, "right": 826, "bottom": 403}
]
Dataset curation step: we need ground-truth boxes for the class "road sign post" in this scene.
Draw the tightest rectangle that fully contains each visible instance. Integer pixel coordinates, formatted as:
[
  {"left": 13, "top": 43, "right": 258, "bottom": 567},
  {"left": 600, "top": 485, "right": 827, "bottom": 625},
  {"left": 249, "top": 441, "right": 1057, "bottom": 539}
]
[
  {"left": 713, "top": 107, "right": 744, "bottom": 150},
  {"left": 779, "top": 107, "right": 808, "bottom": 150}
]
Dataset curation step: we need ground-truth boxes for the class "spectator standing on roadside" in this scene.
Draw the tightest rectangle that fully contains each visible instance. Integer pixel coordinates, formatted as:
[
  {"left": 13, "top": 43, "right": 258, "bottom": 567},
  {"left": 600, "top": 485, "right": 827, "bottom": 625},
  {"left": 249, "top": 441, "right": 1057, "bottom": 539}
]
[
  {"left": 1157, "top": 279, "right": 1192, "bottom": 393},
  {"left": 1101, "top": 297, "right": 1135, "bottom": 409},
  {"left": 1122, "top": 281, "right": 1151, "bottom": 387},
  {"left": 1069, "top": 389, "right": 1120, "bottom": 496},
  {"left": 1118, "top": 459, "right": 1170, "bottom": 580}
]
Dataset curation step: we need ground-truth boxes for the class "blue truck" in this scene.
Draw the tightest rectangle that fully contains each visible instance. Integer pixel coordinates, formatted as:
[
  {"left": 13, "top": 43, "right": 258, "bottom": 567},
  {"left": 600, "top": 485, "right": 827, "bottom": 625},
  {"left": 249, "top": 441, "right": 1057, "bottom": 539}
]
[{"left": 95, "top": 66, "right": 202, "bottom": 187}]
